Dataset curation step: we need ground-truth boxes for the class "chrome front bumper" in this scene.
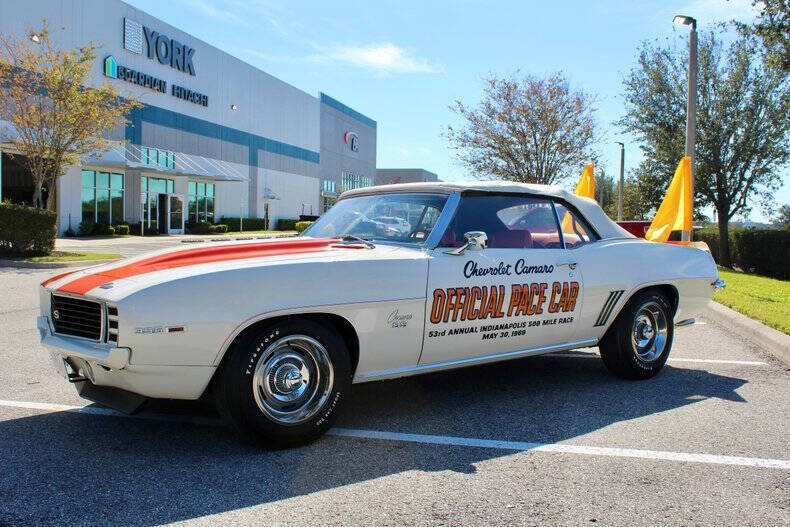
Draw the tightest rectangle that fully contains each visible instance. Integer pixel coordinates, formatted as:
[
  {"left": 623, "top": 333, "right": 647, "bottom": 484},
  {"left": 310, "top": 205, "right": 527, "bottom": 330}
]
[
  {"left": 37, "top": 315, "right": 130, "bottom": 370},
  {"left": 37, "top": 315, "right": 215, "bottom": 400}
]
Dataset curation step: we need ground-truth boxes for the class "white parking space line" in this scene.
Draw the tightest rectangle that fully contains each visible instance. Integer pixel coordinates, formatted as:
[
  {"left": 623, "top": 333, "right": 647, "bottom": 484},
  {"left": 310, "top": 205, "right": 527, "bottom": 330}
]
[
  {"left": 667, "top": 358, "right": 768, "bottom": 365},
  {"left": 550, "top": 353, "right": 768, "bottom": 366},
  {"left": 1, "top": 398, "right": 788, "bottom": 470},
  {"left": 328, "top": 429, "right": 790, "bottom": 470}
]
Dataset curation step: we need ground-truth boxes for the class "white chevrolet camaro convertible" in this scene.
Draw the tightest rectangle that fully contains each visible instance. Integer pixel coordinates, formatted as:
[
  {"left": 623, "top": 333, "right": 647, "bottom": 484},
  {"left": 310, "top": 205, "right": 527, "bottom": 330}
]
[{"left": 38, "top": 182, "right": 723, "bottom": 447}]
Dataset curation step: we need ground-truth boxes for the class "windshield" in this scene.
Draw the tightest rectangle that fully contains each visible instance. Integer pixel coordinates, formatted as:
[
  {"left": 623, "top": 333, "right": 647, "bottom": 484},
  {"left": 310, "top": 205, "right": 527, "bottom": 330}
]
[{"left": 303, "top": 193, "right": 448, "bottom": 245}]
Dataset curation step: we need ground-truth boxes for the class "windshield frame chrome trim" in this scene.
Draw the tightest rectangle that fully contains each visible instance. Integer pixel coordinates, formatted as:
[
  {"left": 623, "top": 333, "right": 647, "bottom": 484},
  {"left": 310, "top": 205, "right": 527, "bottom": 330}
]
[{"left": 424, "top": 192, "right": 460, "bottom": 249}]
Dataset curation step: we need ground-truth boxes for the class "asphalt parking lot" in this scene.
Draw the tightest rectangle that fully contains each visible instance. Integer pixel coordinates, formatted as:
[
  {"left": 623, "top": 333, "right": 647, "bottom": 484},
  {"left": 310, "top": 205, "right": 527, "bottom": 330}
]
[{"left": 0, "top": 266, "right": 788, "bottom": 526}]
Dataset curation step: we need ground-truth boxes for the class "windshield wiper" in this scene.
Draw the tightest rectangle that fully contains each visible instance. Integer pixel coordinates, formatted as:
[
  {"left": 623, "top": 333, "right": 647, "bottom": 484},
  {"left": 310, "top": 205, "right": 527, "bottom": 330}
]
[{"left": 340, "top": 235, "right": 376, "bottom": 249}]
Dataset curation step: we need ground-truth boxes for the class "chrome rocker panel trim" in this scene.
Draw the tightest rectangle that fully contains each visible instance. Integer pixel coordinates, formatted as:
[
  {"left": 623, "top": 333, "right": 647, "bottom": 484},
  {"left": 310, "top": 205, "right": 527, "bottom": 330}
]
[{"left": 355, "top": 338, "right": 599, "bottom": 382}]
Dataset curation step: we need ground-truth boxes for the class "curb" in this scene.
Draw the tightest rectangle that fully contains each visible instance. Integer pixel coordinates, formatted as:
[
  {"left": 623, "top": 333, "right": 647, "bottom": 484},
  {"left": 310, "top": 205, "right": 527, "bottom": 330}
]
[
  {"left": 0, "top": 258, "right": 121, "bottom": 270},
  {"left": 704, "top": 302, "right": 790, "bottom": 367}
]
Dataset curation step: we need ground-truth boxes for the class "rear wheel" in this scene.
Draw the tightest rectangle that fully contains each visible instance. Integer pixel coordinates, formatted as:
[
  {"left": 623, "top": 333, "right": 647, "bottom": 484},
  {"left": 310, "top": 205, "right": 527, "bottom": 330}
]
[
  {"left": 599, "top": 289, "right": 674, "bottom": 379},
  {"left": 216, "top": 318, "right": 351, "bottom": 448}
]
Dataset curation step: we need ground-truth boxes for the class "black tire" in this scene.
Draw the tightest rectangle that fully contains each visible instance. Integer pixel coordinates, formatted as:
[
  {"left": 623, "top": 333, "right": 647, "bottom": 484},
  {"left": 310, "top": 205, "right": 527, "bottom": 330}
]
[
  {"left": 215, "top": 318, "right": 351, "bottom": 448},
  {"left": 598, "top": 289, "right": 674, "bottom": 380}
]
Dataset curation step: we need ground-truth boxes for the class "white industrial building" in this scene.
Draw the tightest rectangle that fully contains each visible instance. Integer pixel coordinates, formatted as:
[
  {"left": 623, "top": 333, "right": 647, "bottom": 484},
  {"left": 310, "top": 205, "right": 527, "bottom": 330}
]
[{"left": 0, "top": 0, "right": 377, "bottom": 235}]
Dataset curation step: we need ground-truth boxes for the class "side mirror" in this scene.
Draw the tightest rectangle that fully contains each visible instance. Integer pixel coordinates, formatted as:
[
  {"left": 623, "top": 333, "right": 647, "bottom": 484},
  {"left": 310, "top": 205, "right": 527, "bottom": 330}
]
[{"left": 446, "top": 231, "right": 487, "bottom": 255}]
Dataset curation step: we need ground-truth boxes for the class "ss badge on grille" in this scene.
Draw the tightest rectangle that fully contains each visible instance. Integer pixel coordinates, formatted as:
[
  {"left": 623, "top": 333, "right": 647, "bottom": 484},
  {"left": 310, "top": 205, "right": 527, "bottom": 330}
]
[{"left": 52, "top": 310, "right": 60, "bottom": 320}]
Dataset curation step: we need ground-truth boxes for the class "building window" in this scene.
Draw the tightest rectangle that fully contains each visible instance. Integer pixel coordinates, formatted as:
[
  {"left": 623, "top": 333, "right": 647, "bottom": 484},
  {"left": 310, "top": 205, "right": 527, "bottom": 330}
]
[
  {"left": 81, "top": 170, "right": 124, "bottom": 225},
  {"left": 141, "top": 175, "right": 174, "bottom": 229},
  {"left": 341, "top": 170, "right": 372, "bottom": 192},
  {"left": 141, "top": 146, "right": 175, "bottom": 169},
  {"left": 322, "top": 180, "right": 337, "bottom": 194},
  {"left": 188, "top": 181, "right": 215, "bottom": 224}
]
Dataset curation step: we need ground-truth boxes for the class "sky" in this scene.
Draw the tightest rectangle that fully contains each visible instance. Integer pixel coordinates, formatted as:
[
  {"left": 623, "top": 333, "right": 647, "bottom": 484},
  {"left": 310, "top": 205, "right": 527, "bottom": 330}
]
[{"left": 125, "top": 0, "right": 787, "bottom": 222}]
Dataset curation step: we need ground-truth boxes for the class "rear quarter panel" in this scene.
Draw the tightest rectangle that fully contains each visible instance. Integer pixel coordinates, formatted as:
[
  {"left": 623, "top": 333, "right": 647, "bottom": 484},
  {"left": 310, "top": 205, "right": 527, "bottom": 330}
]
[{"left": 573, "top": 239, "right": 717, "bottom": 340}]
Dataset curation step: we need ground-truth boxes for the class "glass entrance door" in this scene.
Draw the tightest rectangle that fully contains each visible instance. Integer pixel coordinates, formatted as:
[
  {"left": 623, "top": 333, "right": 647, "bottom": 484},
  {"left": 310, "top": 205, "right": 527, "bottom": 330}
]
[
  {"left": 142, "top": 193, "right": 183, "bottom": 234},
  {"left": 169, "top": 195, "right": 184, "bottom": 234}
]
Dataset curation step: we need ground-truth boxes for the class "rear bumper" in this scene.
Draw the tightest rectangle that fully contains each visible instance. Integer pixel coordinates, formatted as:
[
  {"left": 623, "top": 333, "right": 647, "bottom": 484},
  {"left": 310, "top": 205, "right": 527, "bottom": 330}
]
[{"left": 38, "top": 315, "right": 216, "bottom": 400}]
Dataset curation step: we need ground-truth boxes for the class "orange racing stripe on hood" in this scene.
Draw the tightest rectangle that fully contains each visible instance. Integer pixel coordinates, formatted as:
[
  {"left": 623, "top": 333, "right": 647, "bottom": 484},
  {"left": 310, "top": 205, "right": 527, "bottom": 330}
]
[
  {"left": 57, "top": 238, "right": 341, "bottom": 295},
  {"left": 41, "top": 270, "right": 78, "bottom": 288}
]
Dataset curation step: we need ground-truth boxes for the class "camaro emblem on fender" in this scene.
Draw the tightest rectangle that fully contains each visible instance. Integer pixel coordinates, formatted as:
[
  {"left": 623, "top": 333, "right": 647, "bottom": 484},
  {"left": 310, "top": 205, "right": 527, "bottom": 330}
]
[
  {"left": 387, "top": 309, "right": 412, "bottom": 329},
  {"left": 135, "top": 326, "right": 164, "bottom": 334}
]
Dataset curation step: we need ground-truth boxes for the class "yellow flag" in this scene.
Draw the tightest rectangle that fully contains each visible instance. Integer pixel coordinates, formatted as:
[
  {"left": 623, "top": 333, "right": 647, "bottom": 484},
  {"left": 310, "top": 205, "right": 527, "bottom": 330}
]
[
  {"left": 645, "top": 156, "right": 693, "bottom": 242},
  {"left": 574, "top": 163, "right": 595, "bottom": 199},
  {"left": 562, "top": 164, "right": 595, "bottom": 233}
]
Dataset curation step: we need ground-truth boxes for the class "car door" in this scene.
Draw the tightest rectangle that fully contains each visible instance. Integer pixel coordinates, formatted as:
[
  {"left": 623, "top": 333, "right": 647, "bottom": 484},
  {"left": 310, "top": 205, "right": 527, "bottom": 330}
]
[
  {"left": 419, "top": 194, "right": 583, "bottom": 366},
  {"left": 553, "top": 200, "right": 628, "bottom": 339}
]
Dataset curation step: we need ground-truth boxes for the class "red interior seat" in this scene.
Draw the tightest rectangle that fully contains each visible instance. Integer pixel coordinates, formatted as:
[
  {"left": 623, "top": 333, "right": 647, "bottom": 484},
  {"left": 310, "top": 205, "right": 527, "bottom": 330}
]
[
  {"left": 440, "top": 230, "right": 461, "bottom": 247},
  {"left": 490, "top": 229, "right": 533, "bottom": 249}
]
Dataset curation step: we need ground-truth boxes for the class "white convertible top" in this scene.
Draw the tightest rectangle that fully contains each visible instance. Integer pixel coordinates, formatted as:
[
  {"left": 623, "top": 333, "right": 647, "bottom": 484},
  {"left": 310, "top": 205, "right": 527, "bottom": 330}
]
[{"left": 342, "top": 181, "right": 634, "bottom": 240}]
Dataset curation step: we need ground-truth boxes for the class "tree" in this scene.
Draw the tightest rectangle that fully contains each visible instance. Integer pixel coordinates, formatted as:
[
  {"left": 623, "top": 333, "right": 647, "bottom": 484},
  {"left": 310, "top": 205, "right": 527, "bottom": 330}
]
[
  {"left": 618, "top": 32, "right": 790, "bottom": 266},
  {"left": 737, "top": 0, "right": 790, "bottom": 74},
  {"left": 776, "top": 203, "right": 790, "bottom": 227},
  {"left": 628, "top": 159, "right": 710, "bottom": 222},
  {"left": 594, "top": 169, "right": 616, "bottom": 212},
  {"left": 0, "top": 22, "right": 141, "bottom": 209},
  {"left": 604, "top": 174, "right": 653, "bottom": 221},
  {"left": 445, "top": 72, "right": 598, "bottom": 185}
]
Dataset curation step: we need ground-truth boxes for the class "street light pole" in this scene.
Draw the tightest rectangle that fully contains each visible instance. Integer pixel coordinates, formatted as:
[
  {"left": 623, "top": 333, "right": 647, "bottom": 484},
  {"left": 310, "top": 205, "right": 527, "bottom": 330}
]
[
  {"left": 674, "top": 14, "right": 697, "bottom": 241},
  {"left": 615, "top": 142, "right": 625, "bottom": 221}
]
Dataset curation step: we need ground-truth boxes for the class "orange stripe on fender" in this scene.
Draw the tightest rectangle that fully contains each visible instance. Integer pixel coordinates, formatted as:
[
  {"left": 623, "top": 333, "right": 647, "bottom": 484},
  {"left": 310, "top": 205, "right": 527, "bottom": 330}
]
[{"left": 58, "top": 238, "right": 340, "bottom": 295}]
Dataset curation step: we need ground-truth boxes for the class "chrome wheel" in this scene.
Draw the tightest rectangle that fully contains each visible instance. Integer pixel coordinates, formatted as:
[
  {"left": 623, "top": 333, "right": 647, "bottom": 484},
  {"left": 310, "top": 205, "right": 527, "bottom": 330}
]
[
  {"left": 252, "top": 334, "right": 334, "bottom": 425},
  {"left": 631, "top": 301, "right": 669, "bottom": 362}
]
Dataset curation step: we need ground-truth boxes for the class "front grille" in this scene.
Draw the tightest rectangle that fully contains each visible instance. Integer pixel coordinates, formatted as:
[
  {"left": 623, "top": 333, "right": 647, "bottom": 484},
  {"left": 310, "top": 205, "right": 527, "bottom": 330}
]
[{"left": 51, "top": 295, "right": 103, "bottom": 341}]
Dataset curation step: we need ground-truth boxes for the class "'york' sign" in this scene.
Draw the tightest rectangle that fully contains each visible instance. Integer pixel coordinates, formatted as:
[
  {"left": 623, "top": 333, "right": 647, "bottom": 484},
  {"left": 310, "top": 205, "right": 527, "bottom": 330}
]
[{"left": 124, "top": 18, "right": 196, "bottom": 76}]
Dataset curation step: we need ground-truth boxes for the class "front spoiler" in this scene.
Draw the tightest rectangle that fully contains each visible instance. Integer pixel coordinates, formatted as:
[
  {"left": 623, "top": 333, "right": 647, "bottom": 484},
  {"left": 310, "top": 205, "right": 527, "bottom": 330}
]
[{"left": 75, "top": 381, "right": 147, "bottom": 414}]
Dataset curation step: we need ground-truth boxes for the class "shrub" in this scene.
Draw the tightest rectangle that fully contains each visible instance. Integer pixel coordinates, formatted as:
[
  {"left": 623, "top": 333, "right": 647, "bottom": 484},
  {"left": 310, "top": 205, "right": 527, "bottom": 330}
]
[
  {"left": 209, "top": 224, "right": 228, "bottom": 233},
  {"left": 734, "top": 229, "right": 790, "bottom": 279},
  {"left": 78, "top": 220, "right": 95, "bottom": 236},
  {"left": 219, "top": 217, "right": 269, "bottom": 231},
  {"left": 92, "top": 223, "right": 115, "bottom": 236},
  {"left": 295, "top": 221, "right": 313, "bottom": 233},
  {"left": 695, "top": 227, "right": 743, "bottom": 267},
  {"left": 114, "top": 224, "right": 130, "bottom": 236},
  {"left": 277, "top": 218, "right": 298, "bottom": 231},
  {"left": 186, "top": 221, "right": 212, "bottom": 234},
  {"left": 695, "top": 227, "right": 788, "bottom": 279},
  {"left": 124, "top": 223, "right": 158, "bottom": 236},
  {"left": 0, "top": 202, "right": 57, "bottom": 256}
]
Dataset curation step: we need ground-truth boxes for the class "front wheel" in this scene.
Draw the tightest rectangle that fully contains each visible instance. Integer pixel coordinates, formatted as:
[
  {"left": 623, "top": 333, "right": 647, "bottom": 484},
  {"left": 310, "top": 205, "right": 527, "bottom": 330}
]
[
  {"left": 599, "top": 289, "right": 674, "bottom": 379},
  {"left": 216, "top": 318, "right": 351, "bottom": 448}
]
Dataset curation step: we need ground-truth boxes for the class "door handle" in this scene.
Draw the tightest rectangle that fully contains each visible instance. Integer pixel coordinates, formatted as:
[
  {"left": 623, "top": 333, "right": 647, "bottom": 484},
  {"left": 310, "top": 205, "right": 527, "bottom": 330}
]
[{"left": 556, "top": 261, "right": 577, "bottom": 270}]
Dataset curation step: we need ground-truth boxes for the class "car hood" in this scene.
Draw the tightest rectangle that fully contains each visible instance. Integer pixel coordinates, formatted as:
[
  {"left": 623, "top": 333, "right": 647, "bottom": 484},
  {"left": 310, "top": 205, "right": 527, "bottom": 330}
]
[{"left": 41, "top": 236, "right": 426, "bottom": 301}]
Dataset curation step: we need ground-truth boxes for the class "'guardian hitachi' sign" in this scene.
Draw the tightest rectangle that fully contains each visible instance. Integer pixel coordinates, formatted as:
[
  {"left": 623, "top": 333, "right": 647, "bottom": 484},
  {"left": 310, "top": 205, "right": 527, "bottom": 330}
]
[
  {"left": 124, "top": 18, "right": 196, "bottom": 76},
  {"left": 104, "top": 55, "right": 208, "bottom": 106}
]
